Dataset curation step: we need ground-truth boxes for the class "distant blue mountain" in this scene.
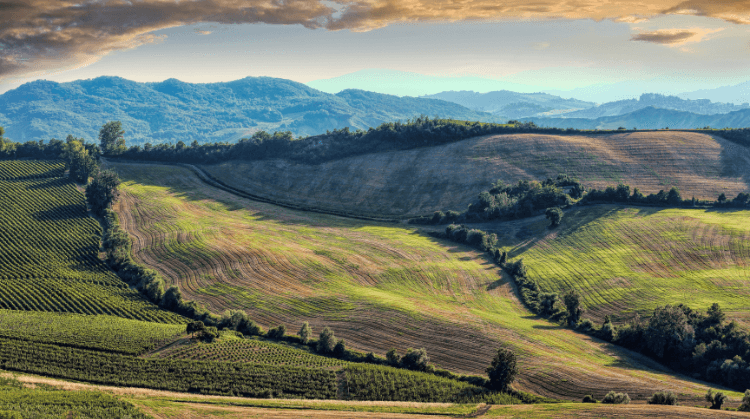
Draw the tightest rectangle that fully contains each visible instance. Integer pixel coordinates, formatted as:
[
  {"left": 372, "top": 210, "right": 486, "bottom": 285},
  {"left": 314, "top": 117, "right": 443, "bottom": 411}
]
[
  {"left": 421, "top": 90, "right": 595, "bottom": 118},
  {"left": 0, "top": 76, "right": 495, "bottom": 144},
  {"left": 524, "top": 106, "right": 750, "bottom": 130}
]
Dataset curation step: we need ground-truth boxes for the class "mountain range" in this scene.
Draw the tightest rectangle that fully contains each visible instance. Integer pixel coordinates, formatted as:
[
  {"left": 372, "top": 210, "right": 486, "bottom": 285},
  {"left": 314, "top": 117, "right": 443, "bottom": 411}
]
[{"left": 0, "top": 76, "right": 494, "bottom": 144}]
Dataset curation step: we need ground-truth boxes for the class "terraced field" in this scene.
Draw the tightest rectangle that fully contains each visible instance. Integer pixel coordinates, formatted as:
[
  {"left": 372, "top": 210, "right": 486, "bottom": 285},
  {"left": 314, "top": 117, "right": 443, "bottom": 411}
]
[
  {"left": 111, "top": 161, "right": 744, "bottom": 404},
  {"left": 0, "top": 160, "right": 183, "bottom": 323},
  {"left": 496, "top": 205, "right": 750, "bottom": 324},
  {"left": 202, "top": 131, "right": 750, "bottom": 217}
]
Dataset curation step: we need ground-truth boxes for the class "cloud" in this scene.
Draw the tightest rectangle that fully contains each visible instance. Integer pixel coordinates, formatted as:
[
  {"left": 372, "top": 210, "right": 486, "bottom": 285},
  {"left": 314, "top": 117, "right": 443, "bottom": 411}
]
[
  {"left": 630, "top": 27, "right": 724, "bottom": 46},
  {"left": 195, "top": 30, "right": 213, "bottom": 35},
  {"left": 0, "top": 0, "right": 748, "bottom": 81}
]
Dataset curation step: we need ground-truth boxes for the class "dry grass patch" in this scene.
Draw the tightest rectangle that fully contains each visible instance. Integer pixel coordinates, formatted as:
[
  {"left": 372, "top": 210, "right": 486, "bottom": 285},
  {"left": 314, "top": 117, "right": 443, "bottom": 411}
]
[{"left": 201, "top": 131, "right": 750, "bottom": 217}]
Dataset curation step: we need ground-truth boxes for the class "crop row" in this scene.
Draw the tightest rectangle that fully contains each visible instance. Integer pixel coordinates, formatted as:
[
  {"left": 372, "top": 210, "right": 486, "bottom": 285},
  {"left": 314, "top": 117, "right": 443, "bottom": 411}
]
[
  {"left": 0, "top": 338, "right": 338, "bottom": 399},
  {"left": 0, "top": 310, "right": 184, "bottom": 355},
  {"left": 343, "top": 364, "right": 485, "bottom": 403},
  {"left": 0, "top": 159, "right": 64, "bottom": 180},
  {"left": 158, "top": 337, "right": 350, "bottom": 369}
]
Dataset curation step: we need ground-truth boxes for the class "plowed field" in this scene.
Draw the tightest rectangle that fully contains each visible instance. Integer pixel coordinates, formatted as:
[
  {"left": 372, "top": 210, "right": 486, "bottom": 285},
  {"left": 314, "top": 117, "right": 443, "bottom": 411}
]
[
  {"left": 111, "top": 162, "right": 743, "bottom": 405},
  {"left": 201, "top": 131, "right": 750, "bottom": 217},
  {"left": 496, "top": 205, "right": 750, "bottom": 324}
]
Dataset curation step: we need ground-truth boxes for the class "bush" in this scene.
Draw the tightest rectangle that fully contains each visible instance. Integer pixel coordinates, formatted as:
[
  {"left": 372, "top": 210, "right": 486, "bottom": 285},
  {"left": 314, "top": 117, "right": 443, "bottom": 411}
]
[
  {"left": 739, "top": 390, "right": 750, "bottom": 412},
  {"left": 706, "top": 389, "right": 727, "bottom": 409},
  {"left": 386, "top": 348, "right": 401, "bottom": 367},
  {"left": 582, "top": 395, "right": 597, "bottom": 403},
  {"left": 601, "top": 391, "right": 630, "bottom": 404},
  {"left": 401, "top": 348, "right": 430, "bottom": 372},
  {"left": 267, "top": 324, "right": 286, "bottom": 339},
  {"left": 648, "top": 391, "right": 677, "bottom": 405},
  {"left": 317, "top": 327, "right": 336, "bottom": 354},
  {"left": 299, "top": 322, "right": 312, "bottom": 344}
]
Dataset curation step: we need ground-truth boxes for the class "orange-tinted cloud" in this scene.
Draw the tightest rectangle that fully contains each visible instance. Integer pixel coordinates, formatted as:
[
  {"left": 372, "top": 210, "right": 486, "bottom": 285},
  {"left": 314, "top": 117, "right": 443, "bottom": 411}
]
[
  {"left": 630, "top": 27, "right": 724, "bottom": 46},
  {"left": 1, "top": 0, "right": 748, "bottom": 80}
]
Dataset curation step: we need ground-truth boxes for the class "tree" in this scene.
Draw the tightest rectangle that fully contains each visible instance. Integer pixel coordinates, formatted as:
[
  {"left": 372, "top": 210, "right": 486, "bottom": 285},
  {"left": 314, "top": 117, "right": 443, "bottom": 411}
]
[
  {"left": 648, "top": 391, "right": 677, "bottom": 405},
  {"left": 267, "top": 324, "right": 286, "bottom": 339},
  {"left": 646, "top": 305, "right": 694, "bottom": 359},
  {"left": 197, "top": 326, "right": 220, "bottom": 343},
  {"left": 333, "top": 339, "right": 347, "bottom": 358},
  {"left": 186, "top": 321, "right": 205, "bottom": 337},
  {"left": 62, "top": 135, "right": 97, "bottom": 183},
  {"left": 99, "top": 121, "right": 126, "bottom": 155},
  {"left": 401, "top": 348, "right": 430, "bottom": 372},
  {"left": 85, "top": 169, "right": 121, "bottom": 215},
  {"left": 317, "top": 326, "right": 336, "bottom": 354},
  {"left": 705, "top": 389, "right": 727, "bottom": 409},
  {"left": 539, "top": 292, "right": 559, "bottom": 316},
  {"left": 299, "top": 322, "right": 312, "bottom": 344},
  {"left": 738, "top": 390, "right": 750, "bottom": 412},
  {"left": 717, "top": 193, "right": 727, "bottom": 205},
  {"left": 545, "top": 207, "right": 563, "bottom": 227},
  {"left": 666, "top": 187, "right": 682, "bottom": 205},
  {"left": 486, "top": 348, "right": 518, "bottom": 392},
  {"left": 563, "top": 290, "right": 583, "bottom": 325},
  {"left": 386, "top": 348, "right": 401, "bottom": 366},
  {"left": 602, "top": 391, "right": 630, "bottom": 404}
]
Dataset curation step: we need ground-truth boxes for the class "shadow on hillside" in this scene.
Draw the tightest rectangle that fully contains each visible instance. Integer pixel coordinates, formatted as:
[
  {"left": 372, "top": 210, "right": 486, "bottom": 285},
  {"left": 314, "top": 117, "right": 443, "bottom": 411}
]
[
  {"left": 719, "top": 138, "right": 750, "bottom": 192},
  {"left": 32, "top": 204, "right": 87, "bottom": 221}
]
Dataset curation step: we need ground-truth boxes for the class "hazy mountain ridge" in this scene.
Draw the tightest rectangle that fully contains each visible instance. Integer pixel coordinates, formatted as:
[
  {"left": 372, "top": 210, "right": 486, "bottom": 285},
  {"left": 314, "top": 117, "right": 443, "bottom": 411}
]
[
  {"left": 562, "top": 93, "right": 750, "bottom": 118},
  {"left": 420, "top": 90, "right": 596, "bottom": 119},
  {"left": 524, "top": 106, "right": 750, "bottom": 130},
  {"left": 0, "top": 76, "right": 494, "bottom": 144}
]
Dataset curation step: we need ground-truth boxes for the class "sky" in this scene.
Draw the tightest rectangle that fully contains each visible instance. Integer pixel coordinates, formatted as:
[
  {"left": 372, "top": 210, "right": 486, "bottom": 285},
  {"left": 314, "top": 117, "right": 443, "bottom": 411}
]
[{"left": 3, "top": 0, "right": 750, "bottom": 101}]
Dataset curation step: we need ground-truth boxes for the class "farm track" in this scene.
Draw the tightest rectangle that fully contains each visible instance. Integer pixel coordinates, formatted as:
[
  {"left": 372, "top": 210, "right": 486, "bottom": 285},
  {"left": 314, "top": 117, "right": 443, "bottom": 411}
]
[
  {"left": 111, "top": 162, "right": 744, "bottom": 405},
  {"left": 201, "top": 131, "right": 750, "bottom": 217}
]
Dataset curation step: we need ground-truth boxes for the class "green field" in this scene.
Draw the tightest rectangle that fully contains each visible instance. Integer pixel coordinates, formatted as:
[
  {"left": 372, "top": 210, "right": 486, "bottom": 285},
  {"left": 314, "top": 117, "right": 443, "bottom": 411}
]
[
  {"left": 110, "top": 161, "right": 742, "bottom": 404},
  {"left": 0, "top": 310, "right": 183, "bottom": 355},
  {"left": 0, "top": 160, "right": 182, "bottom": 323},
  {"left": 499, "top": 205, "right": 750, "bottom": 324}
]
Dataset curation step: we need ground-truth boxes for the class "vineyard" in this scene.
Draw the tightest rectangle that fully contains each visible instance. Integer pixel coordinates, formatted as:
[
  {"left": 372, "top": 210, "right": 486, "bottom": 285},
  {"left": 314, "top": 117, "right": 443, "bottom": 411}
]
[
  {"left": 0, "top": 310, "right": 183, "bottom": 355},
  {"left": 499, "top": 205, "right": 750, "bottom": 324},
  {"left": 110, "top": 161, "right": 741, "bottom": 404},
  {"left": 155, "top": 334, "right": 350, "bottom": 369},
  {"left": 0, "top": 337, "right": 338, "bottom": 399},
  {"left": 201, "top": 131, "right": 750, "bottom": 217},
  {"left": 0, "top": 160, "right": 183, "bottom": 323}
]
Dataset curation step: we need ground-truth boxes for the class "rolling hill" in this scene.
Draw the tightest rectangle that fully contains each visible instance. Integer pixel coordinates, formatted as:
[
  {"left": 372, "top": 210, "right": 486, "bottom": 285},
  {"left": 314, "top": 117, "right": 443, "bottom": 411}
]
[
  {"left": 525, "top": 107, "right": 750, "bottom": 130},
  {"left": 109, "top": 160, "right": 745, "bottom": 405},
  {"left": 0, "top": 76, "right": 493, "bottom": 144},
  {"left": 199, "top": 131, "right": 750, "bottom": 218}
]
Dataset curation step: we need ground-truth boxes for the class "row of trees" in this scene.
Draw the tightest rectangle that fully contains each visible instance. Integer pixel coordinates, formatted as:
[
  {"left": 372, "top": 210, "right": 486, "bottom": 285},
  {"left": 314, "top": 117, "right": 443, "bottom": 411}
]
[{"left": 582, "top": 183, "right": 750, "bottom": 208}]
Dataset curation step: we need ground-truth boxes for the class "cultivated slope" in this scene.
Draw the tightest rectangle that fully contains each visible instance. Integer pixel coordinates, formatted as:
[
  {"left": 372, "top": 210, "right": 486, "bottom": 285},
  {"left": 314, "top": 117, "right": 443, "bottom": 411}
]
[
  {"left": 201, "top": 131, "right": 750, "bottom": 218},
  {"left": 112, "top": 161, "right": 742, "bottom": 404},
  {"left": 492, "top": 205, "right": 750, "bottom": 326}
]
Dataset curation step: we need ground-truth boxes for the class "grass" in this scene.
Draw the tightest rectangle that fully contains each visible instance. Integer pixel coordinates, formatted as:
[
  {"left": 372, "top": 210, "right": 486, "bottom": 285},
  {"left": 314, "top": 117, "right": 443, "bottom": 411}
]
[
  {"left": 498, "top": 205, "right": 750, "bottom": 324},
  {"left": 110, "top": 161, "right": 744, "bottom": 404}
]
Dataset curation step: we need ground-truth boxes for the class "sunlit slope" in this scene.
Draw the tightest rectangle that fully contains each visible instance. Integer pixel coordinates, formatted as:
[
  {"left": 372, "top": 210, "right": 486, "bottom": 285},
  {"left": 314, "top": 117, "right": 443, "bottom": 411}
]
[
  {"left": 111, "top": 162, "right": 740, "bottom": 403},
  {"left": 201, "top": 131, "right": 750, "bottom": 217},
  {"left": 499, "top": 205, "right": 750, "bottom": 325}
]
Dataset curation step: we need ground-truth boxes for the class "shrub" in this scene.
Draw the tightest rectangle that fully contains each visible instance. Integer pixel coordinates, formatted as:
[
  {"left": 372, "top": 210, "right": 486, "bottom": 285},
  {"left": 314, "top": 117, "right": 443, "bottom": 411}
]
[
  {"left": 401, "top": 348, "right": 430, "bottom": 372},
  {"left": 601, "top": 391, "right": 630, "bottom": 404},
  {"left": 299, "top": 322, "right": 312, "bottom": 344},
  {"left": 267, "top": 324, "right": 286, "bottom": 339},
  {"left": 648, "top": 391, "right": 677, "bottom": 405},
  {"left": 582, "top": 395, "right": 597, "bottom": 403},
  {"left": 705, "top": 389, "right": 727, "bottom": 409},
  {"left": 386, "top": 348, "right": 401, "bottom": 366}
]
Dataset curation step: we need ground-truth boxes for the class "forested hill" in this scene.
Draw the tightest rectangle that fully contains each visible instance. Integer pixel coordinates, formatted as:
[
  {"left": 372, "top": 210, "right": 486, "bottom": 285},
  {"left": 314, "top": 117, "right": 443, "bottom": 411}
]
[{"left": 0, "top": 76, "right": 494, "bottom": 144}]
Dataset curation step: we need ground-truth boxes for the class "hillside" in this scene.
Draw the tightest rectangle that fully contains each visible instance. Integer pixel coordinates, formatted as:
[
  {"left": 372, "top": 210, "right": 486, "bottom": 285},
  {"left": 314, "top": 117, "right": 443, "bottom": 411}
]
[
  {"left": 110, "top": 161, "right": 743, "bottom": 404},
  {"left": 485, "top": 206, "right": 750, "bottom": 326},
  {"left": 0, "top": 76, "right": 493, "bottom": 144},
  {"left": 199, "top": 131, "right": 750, "bottom": 218}
]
